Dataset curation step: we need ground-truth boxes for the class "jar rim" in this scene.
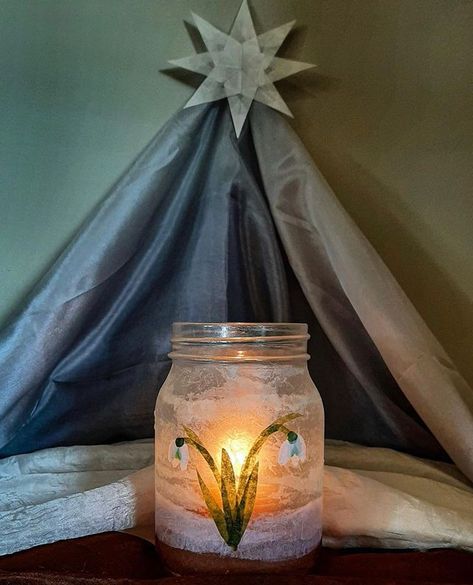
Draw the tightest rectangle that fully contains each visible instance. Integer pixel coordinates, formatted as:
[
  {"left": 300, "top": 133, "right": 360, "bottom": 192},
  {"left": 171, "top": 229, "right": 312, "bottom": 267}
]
[{"left": 171, "top": 322, "right": 309, "bottom": 343}]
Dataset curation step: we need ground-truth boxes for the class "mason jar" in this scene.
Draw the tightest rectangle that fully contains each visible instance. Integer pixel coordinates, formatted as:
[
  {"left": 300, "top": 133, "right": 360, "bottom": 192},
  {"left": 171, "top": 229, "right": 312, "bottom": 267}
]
[{"left": 155, "top": 323, "right": 324, "bottom": 574}]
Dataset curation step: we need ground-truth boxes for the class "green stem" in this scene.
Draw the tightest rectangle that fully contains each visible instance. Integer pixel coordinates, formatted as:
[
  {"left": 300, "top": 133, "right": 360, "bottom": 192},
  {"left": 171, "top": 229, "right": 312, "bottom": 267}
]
[
  {"left": 236, "top": 412, "right": 301, "bottom": 499},
  {"left": 183, "top": 428, "right": 221, "bottom": 485}
]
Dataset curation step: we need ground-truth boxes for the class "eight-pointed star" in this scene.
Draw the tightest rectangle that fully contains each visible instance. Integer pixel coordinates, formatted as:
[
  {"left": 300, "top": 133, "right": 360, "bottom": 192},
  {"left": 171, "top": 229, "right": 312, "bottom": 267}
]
[{"left": 169, "top": 0, "right": 315, "bottom": 137}]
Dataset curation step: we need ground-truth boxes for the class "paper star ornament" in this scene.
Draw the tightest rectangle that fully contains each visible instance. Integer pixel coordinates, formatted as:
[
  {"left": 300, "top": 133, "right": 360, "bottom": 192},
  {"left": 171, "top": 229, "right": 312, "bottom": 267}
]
[{"left": 169, "top": 0, "right": 315, "bottom": 137}]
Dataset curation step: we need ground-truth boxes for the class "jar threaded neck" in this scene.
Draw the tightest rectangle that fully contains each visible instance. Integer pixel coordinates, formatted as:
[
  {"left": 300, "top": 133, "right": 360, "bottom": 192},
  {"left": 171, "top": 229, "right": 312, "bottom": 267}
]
[{"left": 169, "top": 322, "right": 310, "bottom": 363}]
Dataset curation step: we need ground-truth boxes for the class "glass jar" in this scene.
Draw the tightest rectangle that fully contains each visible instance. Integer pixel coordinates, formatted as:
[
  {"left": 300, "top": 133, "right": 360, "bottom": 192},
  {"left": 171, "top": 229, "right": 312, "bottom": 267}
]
[{"left": 155, "top": 323, "right": 324, "bottom": 575}]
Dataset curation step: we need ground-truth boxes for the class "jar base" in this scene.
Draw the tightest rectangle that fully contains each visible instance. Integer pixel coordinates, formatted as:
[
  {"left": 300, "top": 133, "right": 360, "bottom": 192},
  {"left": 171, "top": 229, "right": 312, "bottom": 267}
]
[{"left": 156, "top": 538, "right": 321, "bottom": 575}]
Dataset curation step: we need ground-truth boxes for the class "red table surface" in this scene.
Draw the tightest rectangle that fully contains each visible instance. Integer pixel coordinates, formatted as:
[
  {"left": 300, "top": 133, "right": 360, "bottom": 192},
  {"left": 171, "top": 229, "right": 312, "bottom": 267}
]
[{"left": 0, "top": 533, "right": 471, "bottom": 585}]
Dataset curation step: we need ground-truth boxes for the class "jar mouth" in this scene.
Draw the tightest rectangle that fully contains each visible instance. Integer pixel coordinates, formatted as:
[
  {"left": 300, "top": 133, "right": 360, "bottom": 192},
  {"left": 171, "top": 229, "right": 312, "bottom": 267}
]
[
  {"left": 170, "top": 322, "right": 310, "bottom": 362},
  {"left": 172, "top": 322, "right": 309, "bottom": 342}
]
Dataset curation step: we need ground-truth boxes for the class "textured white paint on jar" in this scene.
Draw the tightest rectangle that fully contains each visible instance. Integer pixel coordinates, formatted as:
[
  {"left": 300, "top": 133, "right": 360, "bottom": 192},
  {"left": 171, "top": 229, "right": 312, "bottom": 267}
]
[{"left": 155, "top": 323, "right": 324, "bottom": 565}]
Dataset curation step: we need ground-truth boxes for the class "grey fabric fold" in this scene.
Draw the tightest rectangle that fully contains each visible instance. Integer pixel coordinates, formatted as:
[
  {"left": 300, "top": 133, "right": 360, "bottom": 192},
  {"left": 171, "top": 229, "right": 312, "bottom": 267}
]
[{"left": 0, "top": 103, "right": 289, "bottom": 456}]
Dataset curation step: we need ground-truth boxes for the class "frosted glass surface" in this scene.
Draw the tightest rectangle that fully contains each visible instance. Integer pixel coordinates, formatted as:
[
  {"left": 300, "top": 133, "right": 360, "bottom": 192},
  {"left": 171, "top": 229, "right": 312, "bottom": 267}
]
[{"left": 155, "top": 361, "right": 324, "bottom": 562}]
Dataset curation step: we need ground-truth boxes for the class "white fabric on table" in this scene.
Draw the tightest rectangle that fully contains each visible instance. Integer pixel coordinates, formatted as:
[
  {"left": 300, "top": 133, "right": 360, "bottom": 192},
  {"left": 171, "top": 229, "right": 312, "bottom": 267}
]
[{"left": 1, "top": 439, "right": 472, "bottom": 556}]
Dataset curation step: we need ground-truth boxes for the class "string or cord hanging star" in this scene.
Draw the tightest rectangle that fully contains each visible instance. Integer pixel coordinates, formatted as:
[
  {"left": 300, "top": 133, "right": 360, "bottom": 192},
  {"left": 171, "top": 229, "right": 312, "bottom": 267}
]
[{"left": 169, "top": 0, "right": 315, "bottom": 137}]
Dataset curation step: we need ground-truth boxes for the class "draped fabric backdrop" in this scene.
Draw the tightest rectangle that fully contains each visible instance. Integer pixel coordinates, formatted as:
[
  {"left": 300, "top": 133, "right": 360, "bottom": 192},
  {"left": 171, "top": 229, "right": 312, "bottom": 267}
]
[{"left": 1, "top": 102, "right": 471, "bottom": 481}]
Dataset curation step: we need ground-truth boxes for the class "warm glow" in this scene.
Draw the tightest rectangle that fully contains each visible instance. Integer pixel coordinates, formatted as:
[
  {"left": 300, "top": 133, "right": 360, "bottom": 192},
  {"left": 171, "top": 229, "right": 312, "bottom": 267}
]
[{"left": 222, "top": 434, "right": 252, "bottom": 478}]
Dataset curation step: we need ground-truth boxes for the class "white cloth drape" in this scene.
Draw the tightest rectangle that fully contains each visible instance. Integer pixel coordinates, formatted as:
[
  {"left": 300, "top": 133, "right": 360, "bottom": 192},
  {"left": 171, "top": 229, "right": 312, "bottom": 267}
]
[{"left": 1, "top": 439, "right": 472, "bottom": 556}]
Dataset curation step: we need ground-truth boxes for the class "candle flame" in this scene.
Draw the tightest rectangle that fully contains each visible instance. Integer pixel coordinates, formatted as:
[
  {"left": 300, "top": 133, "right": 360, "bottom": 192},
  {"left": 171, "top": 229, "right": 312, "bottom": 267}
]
[{"left": 223, "top": 434, "right": 251, "bottom": 478}]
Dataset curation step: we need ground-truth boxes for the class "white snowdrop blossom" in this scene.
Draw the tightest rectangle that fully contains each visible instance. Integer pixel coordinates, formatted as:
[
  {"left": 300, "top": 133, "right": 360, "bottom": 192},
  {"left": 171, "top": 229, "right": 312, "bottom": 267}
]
[
  {"left": 278, "top": 431, "right": 306, "bottom": 466},
  {"left": 168, "top": 437, "right": 189, "bottom": 471}
]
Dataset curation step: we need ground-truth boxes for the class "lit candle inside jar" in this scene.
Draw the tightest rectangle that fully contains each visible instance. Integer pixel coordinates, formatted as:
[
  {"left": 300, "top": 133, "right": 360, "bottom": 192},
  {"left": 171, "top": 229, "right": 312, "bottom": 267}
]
[
  {"left": 223, "top": 434, "right": 252, "bottom": 479},
  {"left": 155, "top": 323, "right": 324, "bottom": 574}
]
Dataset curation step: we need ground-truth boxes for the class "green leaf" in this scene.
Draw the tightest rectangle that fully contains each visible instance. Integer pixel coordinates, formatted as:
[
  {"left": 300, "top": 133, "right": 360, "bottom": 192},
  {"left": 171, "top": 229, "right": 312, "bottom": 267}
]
[
  {"left": 183, "top": 426, "right": 221, "bottom": 484},
  {"left": 196, "top": 470, "right": 229, "bottom": 543},
  {"left": 239, "top": 460, "right": 259, "bottom": 535},
  {"left": 220, "top": 448, "right": 237, "bottom": 525},
  {"left": 229, "top": 460, "right": 259, "bottom": 549},
  {"left": 237, "top": 412, "right": 302, "bottom": 498}
]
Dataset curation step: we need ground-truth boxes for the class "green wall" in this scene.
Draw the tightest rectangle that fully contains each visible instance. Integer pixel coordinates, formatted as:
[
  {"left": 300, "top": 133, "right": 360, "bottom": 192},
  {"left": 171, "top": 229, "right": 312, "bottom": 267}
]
[{"left": 1, "top": 0, "right": 472, "bottom": 386}]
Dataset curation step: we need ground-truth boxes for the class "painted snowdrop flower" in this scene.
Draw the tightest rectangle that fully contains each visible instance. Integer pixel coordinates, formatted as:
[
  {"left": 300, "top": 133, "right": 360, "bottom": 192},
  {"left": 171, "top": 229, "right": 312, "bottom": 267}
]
[
  {"left": 168, "top": 437, "right": 189, "bottom": 471},
  {"left": 278, "top": 431, "right": 306, "bottom": 466}
]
